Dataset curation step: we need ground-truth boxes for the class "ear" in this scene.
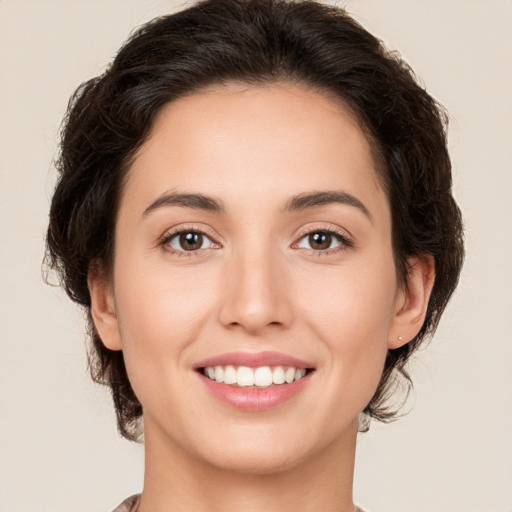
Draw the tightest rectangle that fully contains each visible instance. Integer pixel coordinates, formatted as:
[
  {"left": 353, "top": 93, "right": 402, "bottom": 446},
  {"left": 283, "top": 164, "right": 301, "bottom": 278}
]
[
  {"left": 88, "top": 269, "right": 122, "bottom": 351},
  {"left": 388, "top": 254, "right": 435, "bottom": 350}
]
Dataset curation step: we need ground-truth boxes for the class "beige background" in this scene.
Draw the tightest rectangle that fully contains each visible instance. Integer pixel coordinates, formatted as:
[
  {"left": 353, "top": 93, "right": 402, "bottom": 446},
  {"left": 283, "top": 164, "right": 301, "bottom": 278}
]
[{"left": 1, "top": 1, "right": 511, "bottom": 511}]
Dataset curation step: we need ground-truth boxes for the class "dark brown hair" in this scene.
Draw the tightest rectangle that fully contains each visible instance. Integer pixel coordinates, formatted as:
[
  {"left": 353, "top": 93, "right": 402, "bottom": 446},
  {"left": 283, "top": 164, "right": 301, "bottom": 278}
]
[{"left": 45, "top": 0, "right": 464, "bottom": 441}]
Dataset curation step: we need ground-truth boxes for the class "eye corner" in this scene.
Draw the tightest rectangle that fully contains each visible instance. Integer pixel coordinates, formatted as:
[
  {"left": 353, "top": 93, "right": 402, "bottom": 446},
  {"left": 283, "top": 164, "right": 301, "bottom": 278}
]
[
  {"left": 292, "top": 226, "right": 355, "bottom": 254},
  {"left": 158, "top": 226, "right": 222, "bottom": 256}
]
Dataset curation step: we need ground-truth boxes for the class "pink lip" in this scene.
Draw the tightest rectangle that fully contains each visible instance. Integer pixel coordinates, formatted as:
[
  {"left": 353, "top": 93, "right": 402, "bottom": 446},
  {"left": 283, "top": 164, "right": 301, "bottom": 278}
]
[
  {"left": 194, "top": 351, "right": 315, "bottom": 411},
  {"left": 194, "top": 351, "right": 313, "bottom": 369},
  {"left": 197, "top": 371, "right": 313, "bottom": 411}
]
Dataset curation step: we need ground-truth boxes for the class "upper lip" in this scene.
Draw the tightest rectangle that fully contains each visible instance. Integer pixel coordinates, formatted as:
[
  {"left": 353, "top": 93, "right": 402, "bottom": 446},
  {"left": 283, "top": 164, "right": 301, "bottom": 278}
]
[{"left": 194, "top": 351, "right": 314, "bottom": 369}]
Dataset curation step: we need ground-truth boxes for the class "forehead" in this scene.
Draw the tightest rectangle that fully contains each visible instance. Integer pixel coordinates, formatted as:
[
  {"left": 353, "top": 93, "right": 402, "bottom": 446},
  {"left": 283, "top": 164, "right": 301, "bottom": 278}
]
[{"left": 122, "top": 83, "right": 388, "bottom": 222}]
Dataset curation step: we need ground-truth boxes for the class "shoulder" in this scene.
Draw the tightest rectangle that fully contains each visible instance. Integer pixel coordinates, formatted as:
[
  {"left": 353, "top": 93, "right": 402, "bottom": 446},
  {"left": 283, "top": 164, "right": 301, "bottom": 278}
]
[{"left": 110, "top": 494, "right": 140, "bottom": 512}]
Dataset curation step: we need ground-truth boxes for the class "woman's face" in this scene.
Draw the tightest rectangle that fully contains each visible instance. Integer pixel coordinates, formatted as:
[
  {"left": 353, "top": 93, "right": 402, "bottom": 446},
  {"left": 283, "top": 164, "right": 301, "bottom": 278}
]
[{"left": 93, "top": 83, "right": 412, "bottom": 473}]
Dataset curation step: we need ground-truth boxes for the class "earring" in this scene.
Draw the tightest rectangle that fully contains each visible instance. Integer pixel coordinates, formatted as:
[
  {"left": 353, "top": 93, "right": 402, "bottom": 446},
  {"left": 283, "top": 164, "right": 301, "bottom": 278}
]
[{"left": 398, "top": 336, "right": 403, "bottom": 342}]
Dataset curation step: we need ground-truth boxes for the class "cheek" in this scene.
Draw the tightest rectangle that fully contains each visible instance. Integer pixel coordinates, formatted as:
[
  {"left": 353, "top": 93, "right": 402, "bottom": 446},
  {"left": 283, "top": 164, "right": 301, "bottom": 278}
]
[
  {"left": 299, "top": 256, "right": 397, "bottom": 336},
  {"left": 111, "top": 259, "right": 219, "bottom": 395},
  {"left": 115, "top": 252, "right": 218, "bottom": 333},
  {"left": 296, "top": 256, "right": 397, "bottom": 400}
]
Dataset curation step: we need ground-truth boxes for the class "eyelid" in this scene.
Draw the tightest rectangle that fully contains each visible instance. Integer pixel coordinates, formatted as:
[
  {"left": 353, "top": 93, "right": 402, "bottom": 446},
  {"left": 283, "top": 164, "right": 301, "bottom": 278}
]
[
  {"left": 156, "top": 223, "right": 354, "bottom": 255},
  {"left": 158, "top": 224, "right": 222, "bottom": 253},
  {"left": 291, "top": 224, "right": 355, "bottom": 252}
]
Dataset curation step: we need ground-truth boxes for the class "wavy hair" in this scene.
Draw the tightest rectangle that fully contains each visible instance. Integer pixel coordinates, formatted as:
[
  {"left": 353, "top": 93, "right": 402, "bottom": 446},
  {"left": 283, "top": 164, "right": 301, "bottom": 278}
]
[{"left": 45, "top": 0, "right": 464, "bottom": 440}]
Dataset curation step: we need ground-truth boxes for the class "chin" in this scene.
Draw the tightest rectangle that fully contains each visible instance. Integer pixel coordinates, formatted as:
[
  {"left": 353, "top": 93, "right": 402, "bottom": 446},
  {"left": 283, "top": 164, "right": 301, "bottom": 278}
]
[
  {"left": 202, "top": 443, "right": 308, "bottom": 476},
  {"left": 190, "top": 420, "right": 343, "bottom": 476}
]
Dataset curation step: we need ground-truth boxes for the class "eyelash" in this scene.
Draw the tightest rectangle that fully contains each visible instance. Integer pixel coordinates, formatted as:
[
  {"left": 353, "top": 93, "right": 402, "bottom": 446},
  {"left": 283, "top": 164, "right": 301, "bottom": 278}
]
[
  {"left": 292, "top": 226, "right": 354, "bottom": 255},
  {"left": 158, "top": 225, "right": 219, "bottom": 258},
  {"left": 158, "top": 225, "right": 354, "bottom": 257}
]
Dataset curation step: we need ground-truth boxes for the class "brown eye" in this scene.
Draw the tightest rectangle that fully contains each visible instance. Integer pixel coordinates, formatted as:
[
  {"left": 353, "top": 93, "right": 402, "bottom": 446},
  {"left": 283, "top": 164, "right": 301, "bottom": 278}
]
[
  {"left": 179, "top": 232, "right": 203, "bottom": 250},
  {"left": 296, "top": 230, "right": 345, "bottom": 251},
  {"left": 167, "top": 231, "right": 215, "bottom": 252},
  {"left": 309, "top": 232, "right": 332, "bottom": 250}
]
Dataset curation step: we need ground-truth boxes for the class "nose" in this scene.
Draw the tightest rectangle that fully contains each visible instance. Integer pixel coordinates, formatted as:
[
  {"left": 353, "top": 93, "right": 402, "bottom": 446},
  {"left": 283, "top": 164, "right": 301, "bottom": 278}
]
[{"left": 218, "top": 245, "right": 293, "bottom": 335}]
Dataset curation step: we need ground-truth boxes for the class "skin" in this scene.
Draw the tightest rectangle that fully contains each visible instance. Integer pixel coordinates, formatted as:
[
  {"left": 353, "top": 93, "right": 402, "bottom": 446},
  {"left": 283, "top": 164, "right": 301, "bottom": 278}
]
[{"left": 89, "top": 83, "right": 434, "bottom": 512}]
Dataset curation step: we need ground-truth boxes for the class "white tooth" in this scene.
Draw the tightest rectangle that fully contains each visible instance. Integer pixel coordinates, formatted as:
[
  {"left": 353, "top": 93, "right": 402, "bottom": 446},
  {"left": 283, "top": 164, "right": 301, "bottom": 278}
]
[
  {"left": 285, "top": 367, "right": 296, "bottom": 383},
  {"left": 294, "top": 368, "right": 303, "bottom": 381},
  {"left": 214, "top": 366, "right": 224, "bottom": 383},
  {"left": 254, "top": 366, "right": 273, "bottom": 387},
  {"left": 224, "top": 365, "right": 237, "bottom": 385},
  {"left": 272, "top": 366, "right": 285, "bottom": 384},
  {"left": 206, "top": 367, "right": 215, "bottom": 380},
  {"left": 237, "top": 366, "right": 254, "bottom": 387}
]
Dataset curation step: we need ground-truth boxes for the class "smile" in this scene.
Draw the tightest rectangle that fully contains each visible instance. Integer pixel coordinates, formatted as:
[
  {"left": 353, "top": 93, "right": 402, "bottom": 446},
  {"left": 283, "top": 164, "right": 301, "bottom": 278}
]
[
  {"left": 202, "top": 365, "right": 308, "bottom": 388},
  {"left": 195, "top": 352, "right": 315, "bottom": 411}
]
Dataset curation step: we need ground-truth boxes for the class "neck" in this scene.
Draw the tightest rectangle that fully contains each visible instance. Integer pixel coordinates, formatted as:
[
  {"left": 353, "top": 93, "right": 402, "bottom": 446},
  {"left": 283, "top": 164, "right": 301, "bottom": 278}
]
[{"left": 138, "top": 418, "right": 359, "bottom": 512}]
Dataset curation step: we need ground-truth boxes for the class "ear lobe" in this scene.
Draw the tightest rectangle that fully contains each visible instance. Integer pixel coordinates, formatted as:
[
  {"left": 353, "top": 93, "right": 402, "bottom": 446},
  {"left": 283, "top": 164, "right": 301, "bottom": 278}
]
[
  {"left": 88, "top": 270, "right": 122, "bottom": 351},
  {"left": 388, "top": 254, "right": 435, "bottom": 350}
]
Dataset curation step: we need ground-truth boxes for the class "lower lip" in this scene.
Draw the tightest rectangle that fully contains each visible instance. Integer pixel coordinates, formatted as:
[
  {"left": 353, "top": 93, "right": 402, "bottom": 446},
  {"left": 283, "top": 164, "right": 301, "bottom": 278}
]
[{"left": 198, "top": 372, "right": 312, "bottom": 411}]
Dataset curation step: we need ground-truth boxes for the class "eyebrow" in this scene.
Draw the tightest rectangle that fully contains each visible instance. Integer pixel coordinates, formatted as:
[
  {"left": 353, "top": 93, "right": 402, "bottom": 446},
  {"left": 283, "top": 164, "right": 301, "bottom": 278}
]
[
  {"left": 143, "top": 191, "right": 226, "bottom": 216},
  {"left": 143, "top": 189, "right": 372, "bottom": 222},
  {"left": 283, "top": 190, "right": 373, "bottom": 222}
]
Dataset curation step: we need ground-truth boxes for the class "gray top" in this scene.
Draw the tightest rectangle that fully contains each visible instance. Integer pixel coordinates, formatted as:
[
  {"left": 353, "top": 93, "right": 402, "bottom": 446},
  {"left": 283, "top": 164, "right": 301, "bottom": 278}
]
[
  {"left": 111, "top": 494, "right": 369, "bottom": 511},
  {"left": 111, "top": 495, "right": 140, "bottom": 512}
]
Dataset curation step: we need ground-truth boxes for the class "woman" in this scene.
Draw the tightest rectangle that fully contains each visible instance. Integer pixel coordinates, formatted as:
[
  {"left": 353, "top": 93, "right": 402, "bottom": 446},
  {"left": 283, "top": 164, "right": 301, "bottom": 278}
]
[{"left": 45, "top": 0, "right": 464, "bottom": 510}]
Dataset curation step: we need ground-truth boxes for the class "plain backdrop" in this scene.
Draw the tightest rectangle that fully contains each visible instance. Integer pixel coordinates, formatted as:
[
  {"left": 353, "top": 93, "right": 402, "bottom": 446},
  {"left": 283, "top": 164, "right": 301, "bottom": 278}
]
[{"left": 1, "top": 1, "right": 511, "bottom": 511}]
